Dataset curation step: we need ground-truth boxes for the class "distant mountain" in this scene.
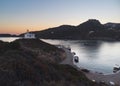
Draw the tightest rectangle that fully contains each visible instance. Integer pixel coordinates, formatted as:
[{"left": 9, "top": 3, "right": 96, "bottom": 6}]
[
  {"left": 33, "top": 25, "right": 77, "bottom": 39},
  {"left": 0, "top": 34, "right": 18, "bottom": 37},
  {"left": 104, "top": 22, "right": 120, "bottom": 29},
  {"left": 20, "top": 19, "right": 120, "bottom": 40},
  {"left": 75, "top": 19, "right": 105, "bottom": 39}
]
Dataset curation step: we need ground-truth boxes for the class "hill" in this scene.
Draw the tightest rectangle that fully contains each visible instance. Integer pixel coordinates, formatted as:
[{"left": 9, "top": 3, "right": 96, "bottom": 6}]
[
  {"left": 20, "top": 19, "right": 120, "bottom": 40},
  {"left": 104, "top": 22, "right": 120, "bottom": 29},
  {"left": 0, "top": 39, "right": 109, "bottom": 86}
]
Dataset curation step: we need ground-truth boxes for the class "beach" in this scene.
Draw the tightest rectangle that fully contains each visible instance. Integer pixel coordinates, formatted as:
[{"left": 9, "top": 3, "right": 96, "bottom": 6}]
[{"left": 60, "top": 46, "right": 120, "bottom": 86}]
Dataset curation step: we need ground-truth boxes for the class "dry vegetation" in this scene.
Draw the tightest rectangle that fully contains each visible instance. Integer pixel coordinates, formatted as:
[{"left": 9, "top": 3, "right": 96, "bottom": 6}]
[{"left": 0, "top": 39, "right": 108, "bottom": 86}]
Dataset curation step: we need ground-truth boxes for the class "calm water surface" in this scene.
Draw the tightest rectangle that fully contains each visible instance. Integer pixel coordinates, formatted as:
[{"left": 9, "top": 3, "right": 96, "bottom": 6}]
[
  {"left": 0, "top": 37, "right": 20, "bottom": 42},
  {"left": 41, "top": 39, "right": 120, "bottom": 74},
  {"left": 0, "top": 37, "right": 120, "bottom": 74}
]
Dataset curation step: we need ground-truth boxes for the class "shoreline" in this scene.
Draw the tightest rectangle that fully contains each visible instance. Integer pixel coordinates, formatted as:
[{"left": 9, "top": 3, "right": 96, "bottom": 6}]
[
  {"left": 60, "top": 45, "right": 120, "bottom": 85},
  {"left": 85, "top": 71, "right": 120, "bottom": 85}
]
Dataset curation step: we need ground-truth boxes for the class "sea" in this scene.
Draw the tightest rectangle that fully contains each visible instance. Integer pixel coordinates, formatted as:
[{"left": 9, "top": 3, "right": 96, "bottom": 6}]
[{"left": 0, "top": 37, "right": 120, "bottom": 74}]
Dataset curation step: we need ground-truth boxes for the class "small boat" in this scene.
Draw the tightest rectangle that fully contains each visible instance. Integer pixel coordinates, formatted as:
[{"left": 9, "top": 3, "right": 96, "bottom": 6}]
[
  {"left": 113, "top": 64, "right": 120, "bottom": 73},
  {"left": 67, "top": 47, "right": 71, "bottom": 51},
  {"left": 72, "top": 52, "right": 76, "bottom": 55},
  {"left": 74, "top": 56, "right": 79, "bottom": 63},
  {"left": 66, "top": 45, "right": 71, "bottom": 51}
]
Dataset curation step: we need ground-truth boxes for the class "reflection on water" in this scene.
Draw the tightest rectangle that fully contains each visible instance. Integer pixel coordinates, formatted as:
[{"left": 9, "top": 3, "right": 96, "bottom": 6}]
[
  {"left": 41, "top": 39, "right": 120, "bottom": 74},
  {"left": 0, "top": 37, "right": 20, "bottom": 42}
]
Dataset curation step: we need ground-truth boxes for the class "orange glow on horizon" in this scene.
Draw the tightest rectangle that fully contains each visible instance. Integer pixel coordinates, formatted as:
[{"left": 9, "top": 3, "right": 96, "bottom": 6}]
[
  {"left": 0, "top": 18, "right": 120, "bottom": 35},
  {"left": 0, "top": 24, "right": 55, "bottom": 35}
]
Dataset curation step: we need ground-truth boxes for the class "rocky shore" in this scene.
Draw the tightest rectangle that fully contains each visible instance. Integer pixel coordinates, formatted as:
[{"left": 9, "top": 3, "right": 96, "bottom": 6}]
[{"left": 60, "top": 45, "right": 120, "bottom": 86}]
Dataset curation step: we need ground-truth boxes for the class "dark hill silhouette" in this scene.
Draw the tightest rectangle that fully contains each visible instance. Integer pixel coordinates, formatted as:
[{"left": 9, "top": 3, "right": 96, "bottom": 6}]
[
  {"left": 32, "top": 25, "right": 76, "bottom": 39},
  {"left": 75, "top": 19, "right": 105, "bottom": 39},
  {"left": 104, "top": 22, "right": 120, "bottom": 29},
  {"left": 20, "top": 19, "right": 120, "bottom": 40},
  {"left": 0, "top": 34, "right": 18, "bottom": 37}
]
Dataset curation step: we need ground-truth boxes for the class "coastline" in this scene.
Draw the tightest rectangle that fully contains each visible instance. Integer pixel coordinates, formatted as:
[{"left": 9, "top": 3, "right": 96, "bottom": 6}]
[
  {"left": 60, "top": 45, "right": 120, "bottom": 86},
  {"left": 85, "top": 71, "right": 120, "bottom": 85}
]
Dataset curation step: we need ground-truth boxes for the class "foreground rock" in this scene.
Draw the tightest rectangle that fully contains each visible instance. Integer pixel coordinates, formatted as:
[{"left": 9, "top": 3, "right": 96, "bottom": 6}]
[{"left": 0, "top": 39, "right": 108, "bottom": 86}]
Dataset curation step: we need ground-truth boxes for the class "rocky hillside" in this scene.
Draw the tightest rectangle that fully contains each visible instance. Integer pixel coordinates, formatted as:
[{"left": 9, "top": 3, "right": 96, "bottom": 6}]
[
  {"left": 0, "top": 39, "right": 108, "bottom": 86},
  {"left": 15, "top": 39, "right": 66, "bottom": 63}
]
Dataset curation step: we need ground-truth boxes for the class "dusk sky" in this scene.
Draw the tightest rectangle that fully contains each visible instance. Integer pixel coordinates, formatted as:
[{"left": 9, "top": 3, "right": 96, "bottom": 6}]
[{"left": 0, "top": 0, "right": 120, "bottom": 34}]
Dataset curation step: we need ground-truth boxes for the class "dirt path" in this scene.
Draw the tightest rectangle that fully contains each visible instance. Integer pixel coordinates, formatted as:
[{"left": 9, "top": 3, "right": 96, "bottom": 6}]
[{"left": 60, "top": 46, "right": 74, "bottom": 66}]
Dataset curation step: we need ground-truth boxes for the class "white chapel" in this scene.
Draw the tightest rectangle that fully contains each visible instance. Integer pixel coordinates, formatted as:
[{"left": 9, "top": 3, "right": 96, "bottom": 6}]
[{"left": 24, "top": 30, "right": 35, "bottom": 39}]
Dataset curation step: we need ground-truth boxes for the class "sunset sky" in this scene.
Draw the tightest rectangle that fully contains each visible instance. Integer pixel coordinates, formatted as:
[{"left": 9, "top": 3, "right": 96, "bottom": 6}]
[{"left": 0, "top": 0, "right": 120, "bottom": 34}]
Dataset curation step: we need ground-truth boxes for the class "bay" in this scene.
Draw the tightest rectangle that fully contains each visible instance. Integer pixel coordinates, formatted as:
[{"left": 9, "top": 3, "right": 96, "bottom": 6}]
[
  {"left": 41, "top": 39, "right": 120, "bottom": 74},
  {"left": 0, "top": 37, "right": 120, "bottom": 74}
]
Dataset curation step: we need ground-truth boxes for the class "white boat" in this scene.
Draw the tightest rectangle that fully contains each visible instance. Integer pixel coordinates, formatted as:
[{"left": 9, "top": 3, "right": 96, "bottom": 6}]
[
  {"left": 74, "top": 56, "right": 79, "bottom": 63},
  {"left": 113, "top": 64, "right": 120, "bottom": 73}
]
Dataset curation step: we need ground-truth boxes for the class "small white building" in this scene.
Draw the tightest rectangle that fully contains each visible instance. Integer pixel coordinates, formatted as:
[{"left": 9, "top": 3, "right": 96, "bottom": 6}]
[{"left": 24, "top": 30, "right": 35, "bottom": 39}]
